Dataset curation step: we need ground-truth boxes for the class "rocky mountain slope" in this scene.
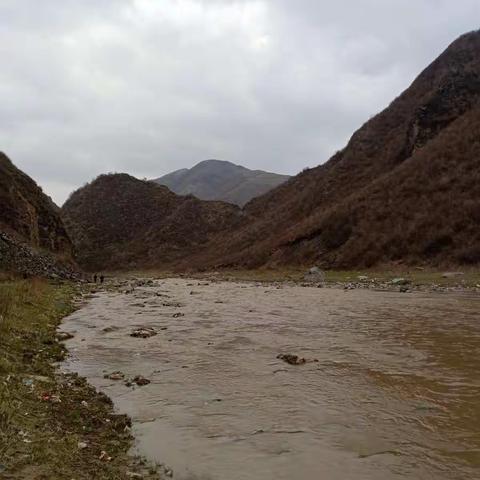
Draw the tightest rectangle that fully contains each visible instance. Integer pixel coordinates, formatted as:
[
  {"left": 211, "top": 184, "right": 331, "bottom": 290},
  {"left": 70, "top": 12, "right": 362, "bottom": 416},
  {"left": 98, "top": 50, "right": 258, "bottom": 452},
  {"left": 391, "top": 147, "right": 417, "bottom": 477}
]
[
  {"left": 62, "top": 174, "right": 242, "bottom": 271},
  {"left": 185, "top": 30, "right": 480, "bottom": 270},
  {"left": 0, "top": 153, "right": 77, "bottom": 278},
  {"left": 153, "top": 160, "right": 290, "bottom": 206}
]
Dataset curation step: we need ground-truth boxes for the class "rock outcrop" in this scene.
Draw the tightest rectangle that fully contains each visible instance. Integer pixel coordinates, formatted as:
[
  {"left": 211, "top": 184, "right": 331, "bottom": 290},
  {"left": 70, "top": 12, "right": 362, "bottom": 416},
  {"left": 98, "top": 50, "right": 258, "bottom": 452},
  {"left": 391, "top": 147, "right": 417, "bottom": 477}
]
[
  {"left": 0, "top": 153, "right": 77, "bottom": 278},
  {"left": 0, "top": 232, "right": 79, "bottom": 279}
]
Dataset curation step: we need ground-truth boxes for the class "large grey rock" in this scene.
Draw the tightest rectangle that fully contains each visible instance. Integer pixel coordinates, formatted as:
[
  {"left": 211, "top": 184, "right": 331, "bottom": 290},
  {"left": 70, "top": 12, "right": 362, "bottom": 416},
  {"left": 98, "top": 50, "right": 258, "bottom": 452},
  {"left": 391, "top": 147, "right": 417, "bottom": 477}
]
[{"left": 304, "top": 267, "right": 325, "bottom": 283}]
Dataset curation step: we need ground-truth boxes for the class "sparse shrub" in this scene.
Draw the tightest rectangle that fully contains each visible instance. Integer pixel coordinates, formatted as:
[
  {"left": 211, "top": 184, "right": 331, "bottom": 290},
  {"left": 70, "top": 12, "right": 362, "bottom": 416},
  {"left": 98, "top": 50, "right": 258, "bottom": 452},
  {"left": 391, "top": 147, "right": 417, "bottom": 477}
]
[
  {"left": 457, "top": 245, "right": 480, "bottom": 264},
  {"left": 321, "top": 212, "right": 353, "bottom": 250},
  {"left": 423, "top": 234, "right": 454, "bottom": 257}
]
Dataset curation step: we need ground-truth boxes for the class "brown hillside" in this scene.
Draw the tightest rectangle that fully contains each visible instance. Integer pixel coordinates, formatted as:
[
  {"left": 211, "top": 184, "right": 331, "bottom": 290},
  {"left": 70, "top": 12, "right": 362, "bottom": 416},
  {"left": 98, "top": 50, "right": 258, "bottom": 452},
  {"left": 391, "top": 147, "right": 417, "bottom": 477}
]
[
  {"left": 61, "top": 174, "right": 242, "bottom": 271},
  {"left": 185, "top": 30, "right": 480, "bottom": 270}
]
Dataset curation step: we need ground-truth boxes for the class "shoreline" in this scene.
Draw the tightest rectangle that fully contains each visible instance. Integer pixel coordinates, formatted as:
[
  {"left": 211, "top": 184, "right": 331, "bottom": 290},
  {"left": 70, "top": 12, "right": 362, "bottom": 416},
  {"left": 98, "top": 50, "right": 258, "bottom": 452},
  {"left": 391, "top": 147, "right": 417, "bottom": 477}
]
[
  {"left": 1, "top": 271, "right": 478, "bottom": 477},
  {"left": 106, "top": 268, "right": 480, "bottom": 295},
  {"left": 0, "top": 278, "right": 166, "bottom": 480}
]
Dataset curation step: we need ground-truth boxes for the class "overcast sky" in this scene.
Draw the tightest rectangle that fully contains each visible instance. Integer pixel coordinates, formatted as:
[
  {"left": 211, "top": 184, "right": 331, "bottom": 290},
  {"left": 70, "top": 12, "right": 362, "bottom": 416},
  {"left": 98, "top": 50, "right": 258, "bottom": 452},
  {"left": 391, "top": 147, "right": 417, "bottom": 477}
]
[{"left": 1, "top": 0, "right": 479, "bottom": 204}]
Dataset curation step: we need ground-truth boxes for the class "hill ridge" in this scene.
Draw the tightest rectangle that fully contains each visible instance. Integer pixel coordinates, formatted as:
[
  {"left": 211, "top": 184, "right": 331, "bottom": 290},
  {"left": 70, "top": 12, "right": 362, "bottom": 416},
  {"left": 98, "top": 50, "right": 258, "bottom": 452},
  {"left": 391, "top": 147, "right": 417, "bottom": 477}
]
[{"left": 153, "top": 159, "right": 290, "bottom": 206}]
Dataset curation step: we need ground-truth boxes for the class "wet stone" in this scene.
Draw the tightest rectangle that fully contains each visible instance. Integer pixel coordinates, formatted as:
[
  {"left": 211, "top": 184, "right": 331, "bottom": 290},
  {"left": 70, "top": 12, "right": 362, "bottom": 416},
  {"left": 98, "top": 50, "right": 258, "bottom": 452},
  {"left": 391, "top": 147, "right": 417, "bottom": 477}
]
[
  {"left": 57, "top": 331, "right": 74, "bottom": 341},
  {"left": 277, "top": 354, "right": 319, "bottom": 365},
  {"left": 277, "top": 354, "right": 306, "bottom": 365},
  {"left": 104, "top": 371, "right": 125, "bottom": 381},
  {"left": 125, "top": 376, "right": 151, "bottom": 387},
  {"left": 130, "top": 327, "right": 157, "bottom": 338}
]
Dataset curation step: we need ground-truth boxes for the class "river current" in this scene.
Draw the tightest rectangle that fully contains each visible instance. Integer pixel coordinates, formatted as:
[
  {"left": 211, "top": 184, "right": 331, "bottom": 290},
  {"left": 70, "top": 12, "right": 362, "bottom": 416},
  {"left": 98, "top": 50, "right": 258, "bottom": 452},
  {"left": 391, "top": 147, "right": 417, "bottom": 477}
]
[{"left": 62, "top": 278, "right": 480, "bottom": 479}]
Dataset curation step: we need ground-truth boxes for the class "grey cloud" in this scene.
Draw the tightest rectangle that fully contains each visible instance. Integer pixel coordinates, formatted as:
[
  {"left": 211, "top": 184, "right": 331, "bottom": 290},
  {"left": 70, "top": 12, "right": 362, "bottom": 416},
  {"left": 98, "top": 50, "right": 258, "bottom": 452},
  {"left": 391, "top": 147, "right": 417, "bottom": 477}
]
[{"left": 0, "top": 0, "right": 479, "bottom": 204}]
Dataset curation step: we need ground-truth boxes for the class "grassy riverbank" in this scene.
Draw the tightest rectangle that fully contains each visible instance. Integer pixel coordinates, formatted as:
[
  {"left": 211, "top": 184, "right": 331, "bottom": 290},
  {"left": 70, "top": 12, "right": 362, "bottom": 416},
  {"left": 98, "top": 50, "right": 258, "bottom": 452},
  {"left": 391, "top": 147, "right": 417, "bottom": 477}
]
[
  {"left": 205, "top": 268, "right": 480, "bottom": 287},
  {"left": 0, "top": 278, "right": 162, "bottom": 479}
]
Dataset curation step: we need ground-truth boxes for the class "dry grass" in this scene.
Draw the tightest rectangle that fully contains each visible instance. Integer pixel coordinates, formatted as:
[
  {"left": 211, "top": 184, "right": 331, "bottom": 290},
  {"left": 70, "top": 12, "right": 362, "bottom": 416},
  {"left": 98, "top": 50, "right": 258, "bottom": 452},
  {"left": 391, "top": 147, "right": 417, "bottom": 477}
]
[{"left": 0, "top": 279, "right": 162, "bottom": 479}]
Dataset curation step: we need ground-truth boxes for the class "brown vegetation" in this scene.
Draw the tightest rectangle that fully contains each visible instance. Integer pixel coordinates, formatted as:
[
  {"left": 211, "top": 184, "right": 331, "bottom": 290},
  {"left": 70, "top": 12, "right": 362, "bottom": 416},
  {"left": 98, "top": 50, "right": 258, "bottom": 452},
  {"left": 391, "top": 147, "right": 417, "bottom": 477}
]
[
  {"left": 52, "top": 31, "right": 480, "bottom": 272},
  {"left": 181, "top": 30, "right": 480, "bottom": 270},
  {"left": 62, "top": 173, "right": 243, "bottom": 271}
]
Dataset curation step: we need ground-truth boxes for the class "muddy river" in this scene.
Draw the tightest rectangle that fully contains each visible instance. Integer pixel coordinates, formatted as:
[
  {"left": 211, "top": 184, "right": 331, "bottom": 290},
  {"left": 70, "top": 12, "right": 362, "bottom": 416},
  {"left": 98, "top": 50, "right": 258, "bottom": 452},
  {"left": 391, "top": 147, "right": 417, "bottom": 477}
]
[{"left": 62, "top": 278, "right": 480, "bottom": 479}]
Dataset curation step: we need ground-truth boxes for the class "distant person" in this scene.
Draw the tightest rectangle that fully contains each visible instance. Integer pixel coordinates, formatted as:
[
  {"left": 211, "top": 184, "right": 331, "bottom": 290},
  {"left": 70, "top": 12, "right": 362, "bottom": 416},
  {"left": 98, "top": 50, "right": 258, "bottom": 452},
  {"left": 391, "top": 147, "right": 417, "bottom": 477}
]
[
  {"left": 93, "top": 273, "right": 98, "bottom": 283},
  {"left": 100, "top": 275, "right": 105, "bottom": 284}
]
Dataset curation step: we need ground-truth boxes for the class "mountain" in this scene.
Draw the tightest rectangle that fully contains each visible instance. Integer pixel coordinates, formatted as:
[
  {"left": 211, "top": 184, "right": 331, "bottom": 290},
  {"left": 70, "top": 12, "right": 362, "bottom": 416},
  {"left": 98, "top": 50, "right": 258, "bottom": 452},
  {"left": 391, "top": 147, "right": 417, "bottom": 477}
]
[
  {"left": 153, "top": 160, "right": 290, "bottom": 206},
  {"left": 61, "top": 173, "right": 242, "bottom": 271},
  {"left": 184, "top": 31, "right": 480, "bottom": 270},
  {"left": 0, "top": 152, "right": 76, "bottom": 278}
]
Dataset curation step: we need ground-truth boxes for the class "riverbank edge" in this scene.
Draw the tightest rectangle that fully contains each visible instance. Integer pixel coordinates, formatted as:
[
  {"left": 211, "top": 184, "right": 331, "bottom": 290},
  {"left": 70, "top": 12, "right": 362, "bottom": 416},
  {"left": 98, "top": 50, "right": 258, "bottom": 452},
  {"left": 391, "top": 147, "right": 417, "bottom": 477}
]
[
  {"left": 0, "top": 278, "right": 165, "bottom": 479},
  {"left": 108, "top": 268, "right": 480, "bottom": 294}
]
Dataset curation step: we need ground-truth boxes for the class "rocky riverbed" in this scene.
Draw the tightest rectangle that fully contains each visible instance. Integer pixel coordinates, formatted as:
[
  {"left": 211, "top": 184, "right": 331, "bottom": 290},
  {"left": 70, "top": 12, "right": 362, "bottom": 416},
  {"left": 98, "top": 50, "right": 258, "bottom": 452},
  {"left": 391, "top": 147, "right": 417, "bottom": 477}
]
[{"left": 61, "top": 278, "right": 480, "bottom": 480}]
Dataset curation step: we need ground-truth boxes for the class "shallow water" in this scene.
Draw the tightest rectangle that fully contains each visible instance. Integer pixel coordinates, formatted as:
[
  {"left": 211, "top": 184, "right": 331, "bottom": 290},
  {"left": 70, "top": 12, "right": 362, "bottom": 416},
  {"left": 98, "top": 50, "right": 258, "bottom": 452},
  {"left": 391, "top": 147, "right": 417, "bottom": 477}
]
[{"left": 62, "top": 279, "right": 480, "bottom": 479}]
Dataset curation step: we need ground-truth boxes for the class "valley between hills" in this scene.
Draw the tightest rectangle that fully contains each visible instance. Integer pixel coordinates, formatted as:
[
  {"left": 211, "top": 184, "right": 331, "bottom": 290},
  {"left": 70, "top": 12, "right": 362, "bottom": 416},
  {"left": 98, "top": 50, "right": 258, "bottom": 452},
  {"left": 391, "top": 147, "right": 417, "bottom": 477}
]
[{"left": 1, "top": 29, "right": 480, "bottom": 480}]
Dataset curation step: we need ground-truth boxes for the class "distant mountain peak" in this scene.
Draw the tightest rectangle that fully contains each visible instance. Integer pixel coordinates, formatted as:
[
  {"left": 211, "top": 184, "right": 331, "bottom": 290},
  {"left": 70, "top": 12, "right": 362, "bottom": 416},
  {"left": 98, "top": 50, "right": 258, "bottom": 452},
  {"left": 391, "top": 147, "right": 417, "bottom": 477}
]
[{"left": 153, "top": 160, "right": 290, "bottom": 206}]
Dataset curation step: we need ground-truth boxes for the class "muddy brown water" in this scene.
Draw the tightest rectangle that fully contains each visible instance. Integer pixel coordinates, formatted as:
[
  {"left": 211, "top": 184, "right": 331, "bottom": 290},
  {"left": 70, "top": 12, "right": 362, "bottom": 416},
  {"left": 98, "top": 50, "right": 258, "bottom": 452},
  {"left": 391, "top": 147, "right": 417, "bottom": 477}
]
[{"left": 61, "top": 279, "right": 480, "bottom": 480}]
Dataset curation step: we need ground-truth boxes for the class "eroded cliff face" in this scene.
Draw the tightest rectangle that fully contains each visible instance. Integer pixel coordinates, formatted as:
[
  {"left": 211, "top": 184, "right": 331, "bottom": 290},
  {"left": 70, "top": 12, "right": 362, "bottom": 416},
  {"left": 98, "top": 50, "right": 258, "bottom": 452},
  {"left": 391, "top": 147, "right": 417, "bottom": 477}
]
[
  {"left": 0, "top": 152, "right": 72, "bottom": 254},
  {"left": 0, "top": 152, "right": 77, "bottom": 277}
]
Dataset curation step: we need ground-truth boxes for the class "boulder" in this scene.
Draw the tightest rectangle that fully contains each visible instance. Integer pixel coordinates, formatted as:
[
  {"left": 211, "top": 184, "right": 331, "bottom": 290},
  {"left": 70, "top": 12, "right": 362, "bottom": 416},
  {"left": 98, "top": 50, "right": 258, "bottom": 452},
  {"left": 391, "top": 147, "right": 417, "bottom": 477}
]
[{"left": 304, "top": 266, "right": 325, "bottom": 283}]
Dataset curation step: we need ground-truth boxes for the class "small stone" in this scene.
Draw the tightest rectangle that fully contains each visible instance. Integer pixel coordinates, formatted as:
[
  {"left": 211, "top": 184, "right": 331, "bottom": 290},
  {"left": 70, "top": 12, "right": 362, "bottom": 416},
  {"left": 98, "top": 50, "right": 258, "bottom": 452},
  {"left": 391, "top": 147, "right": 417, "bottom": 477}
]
[
  {"left": 130, "top": 327, "right": 157, "bottom": 338},
  {"left": 125, "top": 375, "right": 151, "bottom": 387},
  {"left": 56, "top": 331, "right": 74, "bottom": 341},
  {"left": 104, "top": 371, "right": 125, "bottom": 381},
  {"left": 277, "top": 354, "right": 306, "bottom": 365},
  {"left": 99, "top": 451, "right": 112, "bottom": 462},
  {"left": 102, "top": 326, "right": 119, "bottom": 333},
  {"left": 77, "top": 441, "right": 88, "bottom": 450}
]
